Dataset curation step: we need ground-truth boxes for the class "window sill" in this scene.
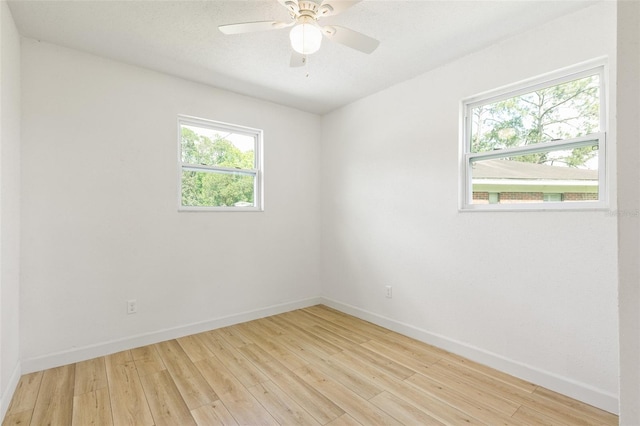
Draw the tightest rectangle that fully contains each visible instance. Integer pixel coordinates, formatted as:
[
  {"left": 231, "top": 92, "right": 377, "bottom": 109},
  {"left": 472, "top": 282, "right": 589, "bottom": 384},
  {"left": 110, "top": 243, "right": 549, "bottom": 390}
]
[
  {"left": 458, "top": 201, "right": 610, "bottom": 212},
  {"left": 178, "top": 206, "right": 264, "bottom": 213}
]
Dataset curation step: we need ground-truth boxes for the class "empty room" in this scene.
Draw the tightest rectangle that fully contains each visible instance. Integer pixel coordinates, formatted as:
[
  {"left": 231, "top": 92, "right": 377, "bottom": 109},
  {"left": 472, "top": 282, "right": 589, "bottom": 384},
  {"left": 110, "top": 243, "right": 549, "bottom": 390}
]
[{"left": 1, "top": 0, "right": 639, "bottom": 424}]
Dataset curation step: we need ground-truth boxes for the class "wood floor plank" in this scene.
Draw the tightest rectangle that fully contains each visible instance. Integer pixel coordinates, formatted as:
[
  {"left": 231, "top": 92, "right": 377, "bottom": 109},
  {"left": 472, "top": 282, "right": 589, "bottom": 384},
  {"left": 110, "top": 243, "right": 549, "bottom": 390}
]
[
  {"left": 298, "top": 310, "right": 372, "bottom": 345},
  {"left": 199, "top": 330, "right": 269, "bottom": 387},
  {"left": 295, "top": 364, "right": 403, "bottom": 425},
  {"left": 236, "top": 342, "right": 346, "bottom": 424},
  {"left": 406, "top": 372, "right": 526, "bottom": 426},
  {"left": 278, "top": 309, "right": 328, "bottom": 331},
  {"left": 273, "top": 332, "right": 332, "bottom": 364},
  {"left": 434, "top": 358, "right": 602, "bottom": 425},
  {"left": 409, "top": 361, "right": 521, "bottom": 416},
  {"left": 306, "top": 324, "right": 365, "bottom": 353},
  {"left": 1, "top": 409, "right": 32, "bottom": 426},
  {"left": 533, "top": 386, "right": 619, "bottom": 425},
  {"left": 431, "top": 358, "right": 530, "bottom": 402},
  {"left": 132, "top": 344, "right": 166, "bottom": 377},
  {"left": 303, "top": 317, "right": 372, "bottom": 346},
  {"left": 74, "top": 357, "right": 107, "bottom": 396},
  {"left": 374, "top": 330, "right": 448, "bottom": 358},
  {"left": 194, "top": 356, "right": 247, "bottom": 397},
  {"left": 325, "top": 413, "right": 363, "bottom": 426},
  {"left": 72, "top": 387, "right": 113, "bottom": 426},
  {"left": 248, "top": 380, "right": 322, "bottom": 426},
  {"left": 107, "top": 350, "right": 133, "bottom": 365},
  {"left": 331, "top": 349, "right": 410, "bottom": 389},
  {"left": 233, "top": 320, "right": 309, "bottom": 371},
  {"left": 216, "top": 388, "right": 279, "bottom": 426},
  {"left": 268, "top": 315, "right": 343, "bottom": 357},
  {"left": 177, "top": 334, "right": 214, "bottom": 363},
  {"left": 303, "top": 306, "right": 391, "bottom": 340},
  {"left": 264, "top": 314, "right": 364, "bottom": 369},
  {"left": 105, "top": 355, "right": 154, "bottom": 426},
  {"left": 139, "top": 369, "right": 196, "bottom": 426},
  {"left": 268, "top": 369, "right": 347, "bottom": 424},
  {"left": 448, "top": 354, "right": 537, "bottom": 393},
  {"left": 284, "top": 309, "right": 370, "bottom": 353},
  {"left": 362, "top": 339, "right": 440, "bottom": 374},
  {"left": 214, "top": 324, "right": 252, "bottom": 348},
  {"left": 248, "top": 341, "right": 378, "bottom": 421},
  {"left": 238, "top": 343, "right": 293, "bottom": 378},
  {"left": 428, "top": 343, "right": 538, "bottom": 394},
  {"left": 30, "top": 365, "right": 75, "bottom": 426},
  {"left": 333, "top": 341, "right": 415, "bottom": 381},
  {"left": 241, "top": 318, "right": 285, "bottom": 338},
  {"left": 154, "top": 339, "right": 218, "bottom": 410},
  {"left": 5, "top": 371, "right": 42, "bottom": 416},
  {"left": 310, "top": 355, "right": 383, "bottom": 400},
  {"left": 191, "top": 401, "right": 238, "bottom": 426},
  {"left": 330, "top": 349, "right": 484, "bottom": 425},
  {"left": 195, "top": 359, "right": 278, "bottom": 426},
  {"left": 392, "top": 378, "right": 486, "bottom": 425},
  {"left": 196, "top": 351, "right": 309, "bottom": 425},
  {"left": 512, "top": 404, "right": 566, "bottom": 425},
  {"left": 371, "top": 332, "right": 443, "bottom": 366},
  {"left": 369, "top": 391, "right": 445, "bottom": 425}
]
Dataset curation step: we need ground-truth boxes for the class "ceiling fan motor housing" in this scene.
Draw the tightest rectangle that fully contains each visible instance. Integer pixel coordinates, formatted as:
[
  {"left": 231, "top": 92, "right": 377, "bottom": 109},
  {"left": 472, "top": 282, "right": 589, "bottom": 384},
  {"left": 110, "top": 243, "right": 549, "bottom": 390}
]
[
  {"left": 298, "top": 1, "right": 321, "bottom": 14},
  {"left": 293, "top": 1, "right": 334, "bottom": 20}
]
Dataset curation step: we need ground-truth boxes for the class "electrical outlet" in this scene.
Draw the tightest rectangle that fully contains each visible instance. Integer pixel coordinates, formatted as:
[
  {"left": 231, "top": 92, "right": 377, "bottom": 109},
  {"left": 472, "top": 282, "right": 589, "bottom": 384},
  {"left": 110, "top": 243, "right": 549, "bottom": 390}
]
[
  {"left": 127, "top": 299, "right": 137, "bottom": 314},
  {"left": 385, "top": 285, "right": 392, "bottom": 298}
]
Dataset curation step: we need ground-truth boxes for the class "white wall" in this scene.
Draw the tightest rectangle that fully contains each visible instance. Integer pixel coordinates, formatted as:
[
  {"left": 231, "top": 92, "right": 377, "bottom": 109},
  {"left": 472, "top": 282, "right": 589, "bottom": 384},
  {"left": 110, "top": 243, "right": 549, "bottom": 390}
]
[
  {"left": 320, "top": 2, "right": 618, "bottom": 413},
  {"left": 0, "top": 0, "right": 22, "bottom": 418},
  {"left": 617, "top": 1, "right": 640, "bottom": 423},
  {"left": 20, "top": 39, "right": 322, "bottom": 370}
]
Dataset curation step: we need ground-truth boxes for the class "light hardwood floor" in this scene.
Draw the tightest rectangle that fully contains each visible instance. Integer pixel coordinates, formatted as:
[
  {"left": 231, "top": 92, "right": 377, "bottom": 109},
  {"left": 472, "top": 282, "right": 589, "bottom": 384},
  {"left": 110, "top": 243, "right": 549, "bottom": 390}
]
[{"left": 3, "top": 305, "right": 618, "bottom": 425}]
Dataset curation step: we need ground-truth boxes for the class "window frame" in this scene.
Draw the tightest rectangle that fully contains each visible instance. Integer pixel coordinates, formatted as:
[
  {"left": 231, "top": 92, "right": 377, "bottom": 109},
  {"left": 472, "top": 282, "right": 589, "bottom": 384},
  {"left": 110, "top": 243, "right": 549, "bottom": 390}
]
[
  {"left": 459, "top": 60, "right": 608, "bottom": 212},
  {"left": 178, "top": 115, "right": 264, "bottom": 212}
]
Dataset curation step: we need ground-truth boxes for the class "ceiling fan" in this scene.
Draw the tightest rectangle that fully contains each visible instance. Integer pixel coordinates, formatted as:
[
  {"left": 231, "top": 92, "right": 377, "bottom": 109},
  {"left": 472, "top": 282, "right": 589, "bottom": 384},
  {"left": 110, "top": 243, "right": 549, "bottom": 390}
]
[{"left": 218, "top": 0, "right": 379, "bottom": 67}]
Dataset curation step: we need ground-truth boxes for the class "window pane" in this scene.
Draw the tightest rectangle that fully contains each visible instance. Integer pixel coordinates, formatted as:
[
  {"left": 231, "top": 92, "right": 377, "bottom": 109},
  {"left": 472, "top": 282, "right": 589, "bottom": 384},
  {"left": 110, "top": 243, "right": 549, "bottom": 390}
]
[
  {"left": 543, "top": 193, "right": 563, "bottom": 202},
  {"left": 471, "top": 75, "right": 600, "bottom": 153},
  {"left": 181, "top": 170, "right": 255, "bottom": 207},
  {"left": 181, "top": 124, "right": 255, "bottom": 169},
  {"left": 470, "top": 144, "right": 599, "bottom": 205}
]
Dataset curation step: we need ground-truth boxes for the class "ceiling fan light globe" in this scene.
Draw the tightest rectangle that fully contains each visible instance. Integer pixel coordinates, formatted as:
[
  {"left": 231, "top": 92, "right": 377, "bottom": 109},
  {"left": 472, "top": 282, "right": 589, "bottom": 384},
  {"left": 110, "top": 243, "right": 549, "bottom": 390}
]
[{"left": 290, "top": 23, "right": 322, "bottom": 55}]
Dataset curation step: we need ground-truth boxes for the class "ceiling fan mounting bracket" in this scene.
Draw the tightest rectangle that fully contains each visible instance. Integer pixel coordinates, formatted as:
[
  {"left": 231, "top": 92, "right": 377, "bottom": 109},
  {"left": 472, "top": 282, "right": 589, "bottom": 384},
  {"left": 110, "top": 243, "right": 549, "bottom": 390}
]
[
  {"left": 318, "top": 5, "right": 334, "bottom": 16},
  {"left": 322, "top": 26, "right": 336, "bottom": 36},
  {"left": 283, "top": 1, "right": 298, "bottom": 13}
]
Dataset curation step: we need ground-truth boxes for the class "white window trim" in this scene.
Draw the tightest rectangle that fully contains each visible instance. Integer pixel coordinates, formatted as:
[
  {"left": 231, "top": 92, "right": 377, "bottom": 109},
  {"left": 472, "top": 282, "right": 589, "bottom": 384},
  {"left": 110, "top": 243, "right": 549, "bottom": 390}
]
[
  {"left": 178, "top": 115, "right": 264, "bottom": 212},
  {"left": 459, "top": 59, "right": 609, "bottom": 212}
]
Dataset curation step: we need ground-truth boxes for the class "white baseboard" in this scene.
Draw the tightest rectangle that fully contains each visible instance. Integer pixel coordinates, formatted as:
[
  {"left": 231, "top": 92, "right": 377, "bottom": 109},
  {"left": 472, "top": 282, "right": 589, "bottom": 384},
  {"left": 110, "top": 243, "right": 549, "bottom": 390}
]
[
  {"left": 0, "top": 361, "right": 21, "bottom": 420},
  {"left": 17, "top": 295, "right": 619, "bottom": 415},
  {"left": 21, "top": 297, "right": 323, "bottom": 374},
  {"left": 321, "top": 297, "right": 619, "bottom": 415}
]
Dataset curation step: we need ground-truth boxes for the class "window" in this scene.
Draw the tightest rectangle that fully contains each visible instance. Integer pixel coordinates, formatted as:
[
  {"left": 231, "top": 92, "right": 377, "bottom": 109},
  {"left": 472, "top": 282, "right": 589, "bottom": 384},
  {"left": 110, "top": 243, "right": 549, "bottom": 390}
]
[
  {"left": 178, "top": 116, "right": 263, "bottom": 211},
  {"left": 460, "top": 61, "right": 607, "bottom": 211},
  {"left": 543, "top": 193, "right": 563, "bottom": 202}
]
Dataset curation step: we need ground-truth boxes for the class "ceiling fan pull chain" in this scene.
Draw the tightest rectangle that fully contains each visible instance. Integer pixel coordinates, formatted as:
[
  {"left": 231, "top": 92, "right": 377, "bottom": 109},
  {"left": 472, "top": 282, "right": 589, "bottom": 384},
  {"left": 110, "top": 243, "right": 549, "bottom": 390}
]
[{"left": 305, "top": 55, "right": 310, "bottom": 78}]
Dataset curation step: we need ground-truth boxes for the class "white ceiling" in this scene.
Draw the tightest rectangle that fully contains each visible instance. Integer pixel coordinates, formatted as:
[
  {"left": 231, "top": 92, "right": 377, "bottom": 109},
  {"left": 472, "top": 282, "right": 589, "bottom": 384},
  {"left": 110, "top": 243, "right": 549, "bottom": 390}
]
[{"left": 8, "top": 0, "right": 596, "bottom": 114}]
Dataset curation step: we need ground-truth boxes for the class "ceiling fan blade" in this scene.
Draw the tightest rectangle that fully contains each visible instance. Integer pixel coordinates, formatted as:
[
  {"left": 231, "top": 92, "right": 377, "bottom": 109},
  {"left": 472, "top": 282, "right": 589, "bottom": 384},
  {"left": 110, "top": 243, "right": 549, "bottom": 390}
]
[
  {"left": 318, "top": 0, "right": 361, "bottom": 17},
  {"left": 219, "top": 20, "right": 291, "bottom": 35},
  {"left": 290, "top": 52, "right": 307, "bottom": 67},
  {"left": 322, "top": 25, "right": 379, "bottom": 54}
]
